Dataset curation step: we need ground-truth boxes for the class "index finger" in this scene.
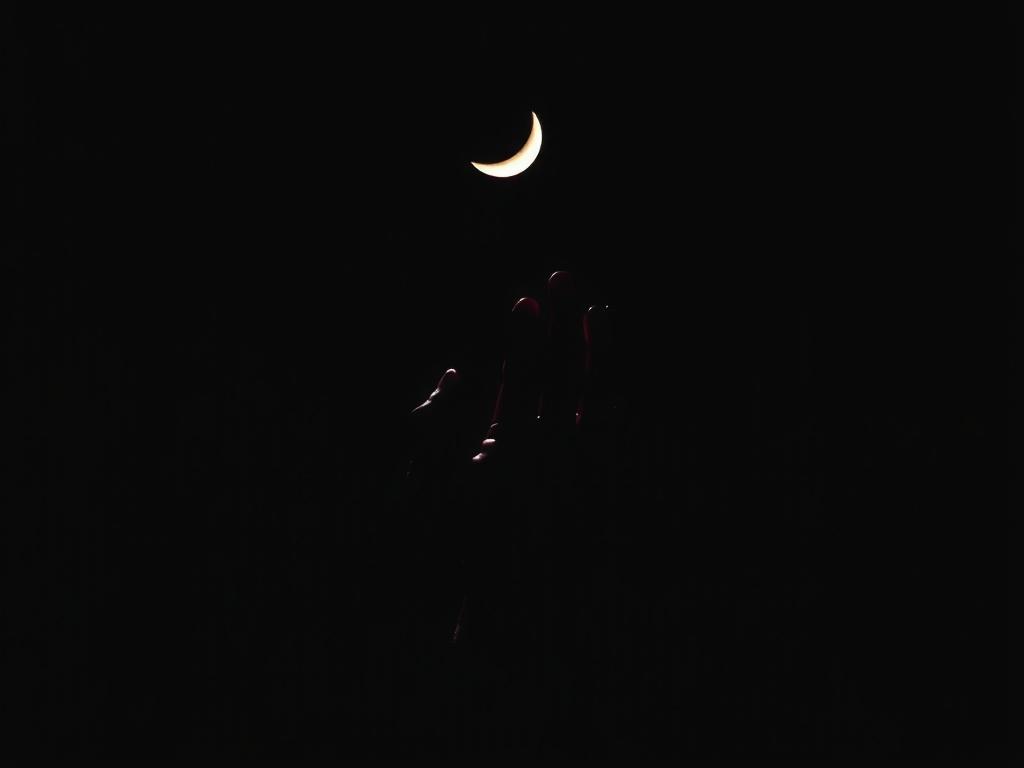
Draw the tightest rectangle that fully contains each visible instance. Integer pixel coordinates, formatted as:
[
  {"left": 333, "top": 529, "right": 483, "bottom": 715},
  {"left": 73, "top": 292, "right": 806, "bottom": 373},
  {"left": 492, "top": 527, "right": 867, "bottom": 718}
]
[{"left": 539, "top": 270, "right": 585, "bottom": 433}]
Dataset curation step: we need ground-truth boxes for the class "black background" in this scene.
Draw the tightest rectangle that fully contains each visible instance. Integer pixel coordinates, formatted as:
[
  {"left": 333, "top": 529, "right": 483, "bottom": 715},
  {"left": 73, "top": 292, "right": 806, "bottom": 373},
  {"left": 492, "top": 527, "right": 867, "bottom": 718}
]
[{"left": 2, "top": 3, "right": 1012, "bottom": 760}]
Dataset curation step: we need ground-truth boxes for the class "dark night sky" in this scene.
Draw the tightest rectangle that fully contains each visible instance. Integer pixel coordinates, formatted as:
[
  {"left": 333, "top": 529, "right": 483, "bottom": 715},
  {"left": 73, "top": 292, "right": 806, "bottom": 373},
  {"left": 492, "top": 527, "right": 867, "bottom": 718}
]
[{"left": 2, "top": 3, "right": 1013, "bottom": 760}]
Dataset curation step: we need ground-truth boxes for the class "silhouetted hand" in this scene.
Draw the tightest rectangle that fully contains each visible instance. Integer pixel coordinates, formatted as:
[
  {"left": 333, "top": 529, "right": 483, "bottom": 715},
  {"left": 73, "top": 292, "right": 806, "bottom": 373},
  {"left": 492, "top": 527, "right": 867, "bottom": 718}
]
[{"left": 403, "top": 271, "right": 618, "bottom": 672}]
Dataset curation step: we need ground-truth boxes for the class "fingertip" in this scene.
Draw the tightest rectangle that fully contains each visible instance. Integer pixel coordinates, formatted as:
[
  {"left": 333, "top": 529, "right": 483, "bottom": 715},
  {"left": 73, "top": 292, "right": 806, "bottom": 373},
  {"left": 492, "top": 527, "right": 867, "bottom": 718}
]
[
  {"left": 437, "top": 367, "right": 460, "bottom": 392},
  {"left": 512, "top": 296, "right": 541, "bottom": 318},
  {"left": 584, "top": 304, "right": 611, "bottom": 343},
  {"left": 429, "top": 367, "right": 460, "bottom": 401},
  {"left": 547, "top": 270, "right": 574, "bottom": 299},
  {"left": 412, "top": 366, "right": 460, "bottom": 417},
  {"left": 509, "top": 297, "right": 542, "bottom": 347}
]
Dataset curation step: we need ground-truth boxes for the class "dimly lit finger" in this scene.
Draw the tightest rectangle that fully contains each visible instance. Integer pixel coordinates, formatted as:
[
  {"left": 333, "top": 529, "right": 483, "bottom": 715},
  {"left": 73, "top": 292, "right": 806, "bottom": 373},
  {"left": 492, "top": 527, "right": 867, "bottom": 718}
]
[
  {"left": 411, "top": 367, "right": 460, "bottom": 418},
  {"left": 408, "top": 366, "right": 460, "bottom": 451},
  {"left": 540, "top": 270, "right": 584, "bottom": 431},
  {"left": 473, "top": 297, "right": 541, "bottom": 463},
  {"left": 580, "top": 305, "right": 615, "bottom": 428}
]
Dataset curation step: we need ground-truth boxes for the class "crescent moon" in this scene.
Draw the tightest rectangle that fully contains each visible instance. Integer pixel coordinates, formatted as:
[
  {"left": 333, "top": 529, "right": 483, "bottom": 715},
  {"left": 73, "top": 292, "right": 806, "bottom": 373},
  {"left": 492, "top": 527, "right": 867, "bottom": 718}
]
[{"left": 470, "top": 112, "right": 543, "bottom": 178}]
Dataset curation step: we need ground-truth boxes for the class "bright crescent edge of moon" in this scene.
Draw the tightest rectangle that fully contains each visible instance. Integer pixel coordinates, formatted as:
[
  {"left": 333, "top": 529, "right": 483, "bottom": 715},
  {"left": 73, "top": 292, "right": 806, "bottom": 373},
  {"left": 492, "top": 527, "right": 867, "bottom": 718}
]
[{"left": 470, "top": 112, "right": 542, "bottom": 178}]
